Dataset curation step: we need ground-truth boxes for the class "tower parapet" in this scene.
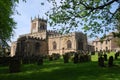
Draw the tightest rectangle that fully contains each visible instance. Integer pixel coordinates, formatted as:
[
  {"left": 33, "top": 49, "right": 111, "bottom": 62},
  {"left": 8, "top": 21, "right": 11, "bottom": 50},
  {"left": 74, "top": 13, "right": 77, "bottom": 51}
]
[{"left": 31, "top": 16, "right": 47, "bottom": 33}]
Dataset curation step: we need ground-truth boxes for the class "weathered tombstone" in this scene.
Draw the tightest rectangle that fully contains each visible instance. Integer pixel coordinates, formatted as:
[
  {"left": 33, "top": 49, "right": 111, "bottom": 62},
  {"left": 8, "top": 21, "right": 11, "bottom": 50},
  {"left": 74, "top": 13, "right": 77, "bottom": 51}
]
[
  {"left": 104, "top": 53, "right": 107, "bottom": 61},
  {"left": 9, "top": 57, "right": 21, "bottom": 73},
  {"left": 108, "top": 56, "right": 114, "bottom": 67},
  {"left": 98, "top": 56, "right": 105, "bottom": 67},
  {"left": 79, "top": 55, "right": 84, "bottom": 62},
  {"left": 88, "top": 55, "right": 91, "bottom": 61},
  {"left": 73, "top": 53, "right": 78, "bottom": 64},
  {"left": 84, "top": 54, "right": 89, "bottom": 62},
  {"left": 63, "top": 53, "right": 69, "bottom": 63},
  {"left": 115, "top": 53, "right": 118, "bottom": 60}
]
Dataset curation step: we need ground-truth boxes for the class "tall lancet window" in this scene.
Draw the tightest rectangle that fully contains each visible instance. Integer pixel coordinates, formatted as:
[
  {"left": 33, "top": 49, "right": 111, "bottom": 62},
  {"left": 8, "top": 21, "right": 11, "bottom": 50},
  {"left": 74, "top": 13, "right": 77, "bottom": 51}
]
[
  {"left": 53, "top": 41, "right": 57, "bottom": 50},
  {"left": 40, "top": 23, "right": 45, "bottom": 30},
  {"left": 67, "top": 40, "right": 72, "bottom": 49}
]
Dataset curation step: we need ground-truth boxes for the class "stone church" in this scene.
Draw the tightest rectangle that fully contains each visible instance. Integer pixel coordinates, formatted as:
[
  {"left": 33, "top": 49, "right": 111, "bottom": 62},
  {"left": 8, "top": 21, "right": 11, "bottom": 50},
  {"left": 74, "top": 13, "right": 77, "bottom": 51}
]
[{"left": 10, "top": 17, "right": 88, "bottom": 57}]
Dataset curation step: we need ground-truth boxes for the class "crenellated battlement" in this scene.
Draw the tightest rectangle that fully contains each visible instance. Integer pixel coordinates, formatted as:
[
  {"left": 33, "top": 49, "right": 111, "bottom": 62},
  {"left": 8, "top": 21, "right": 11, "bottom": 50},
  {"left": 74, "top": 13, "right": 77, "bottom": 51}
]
[
  {"left": 48, "top": 31, "right": 85, "bottom": 39},
  {"left": 48, "top": 34, "right": 62, "bottom": 38},
  {"left": 31, "top": 15, "right": 47, "bottom": 23},
  {"left": 48, "top": 32, "right": 76, "bottom": 38},
  {"left": 47, "top": 30, "right": 58, "bottom": 33},
  {"left": 37, "top": 30, "right": 47, "bottom": 33},
  {"left": 47, "top": 30, "right": 60, "bottom": 35},
  {"left": 31, "top": 15, "right": 47, "bottom": 34},
  {"left": 26, "top": 36, "right": 45, "bottom": 40},
  {"left": 11, "top": 14, "right": 89, "bottom": 57}
]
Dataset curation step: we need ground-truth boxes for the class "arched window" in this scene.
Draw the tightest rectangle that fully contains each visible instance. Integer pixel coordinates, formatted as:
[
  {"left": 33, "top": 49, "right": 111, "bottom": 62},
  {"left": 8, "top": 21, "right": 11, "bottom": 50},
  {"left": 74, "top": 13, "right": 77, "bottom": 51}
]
[
  {"left": 53, "top": 41, "right": 57, "bottom": 50},
  {"left": 40, "top": 23, "right": 45, "bottom": 30},
  {"left": 67, "top": 40, "right": 72, "bottom": 49}
]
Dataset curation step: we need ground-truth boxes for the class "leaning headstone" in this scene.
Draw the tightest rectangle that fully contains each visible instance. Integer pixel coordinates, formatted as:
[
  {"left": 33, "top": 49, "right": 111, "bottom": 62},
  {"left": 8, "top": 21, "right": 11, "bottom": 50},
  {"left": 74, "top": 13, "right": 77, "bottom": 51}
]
[
  {"left": 98, "top": 56, "right": 105, "bottom": 67},
  {"left": 108, "top": 56, "right": 114, "bottom": 67}
]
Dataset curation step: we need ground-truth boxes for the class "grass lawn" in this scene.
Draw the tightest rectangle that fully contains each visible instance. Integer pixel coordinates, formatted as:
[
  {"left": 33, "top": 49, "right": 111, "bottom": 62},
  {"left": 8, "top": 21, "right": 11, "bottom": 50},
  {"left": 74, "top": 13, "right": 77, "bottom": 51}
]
[{"left": 0, "top": 52, "right": 120, "bottom": 80}]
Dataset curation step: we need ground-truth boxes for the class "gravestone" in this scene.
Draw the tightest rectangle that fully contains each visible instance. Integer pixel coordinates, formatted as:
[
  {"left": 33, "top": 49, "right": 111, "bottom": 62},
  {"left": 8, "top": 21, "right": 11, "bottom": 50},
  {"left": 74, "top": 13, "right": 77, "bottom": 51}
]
[
  {"left": 63, "top": 53, "right": 69, "bottom": 63},
  {"left": 108, "top": 56, "right": 114, "bottom": 67},
  {"left": 98, "top": 56, "right": 105, "bottom": 67},
  {"left": 73, "top": 53, "right": 78, "bottom": 64},
  {"left": 104, "top": 53, "right": 107, "bottom": 61},
  {"left": 115, "top": 52, "right": 119, "bottom": 60}
]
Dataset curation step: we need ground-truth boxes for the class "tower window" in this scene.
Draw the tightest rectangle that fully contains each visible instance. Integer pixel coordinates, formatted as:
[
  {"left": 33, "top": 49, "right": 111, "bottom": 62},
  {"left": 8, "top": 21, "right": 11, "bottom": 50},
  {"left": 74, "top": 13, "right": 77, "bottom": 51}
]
[
  {"left": 53, "top": 41, "right": 57, "bottom": 50},
  {"left": 40, "top": 23, "right": 45, "bottom": 30},
  {"left": 67, "top": 40, "right": 72, "bottom": 49},
  {"left": 77, "top": 40, "right": 83, "bottom": 50}
]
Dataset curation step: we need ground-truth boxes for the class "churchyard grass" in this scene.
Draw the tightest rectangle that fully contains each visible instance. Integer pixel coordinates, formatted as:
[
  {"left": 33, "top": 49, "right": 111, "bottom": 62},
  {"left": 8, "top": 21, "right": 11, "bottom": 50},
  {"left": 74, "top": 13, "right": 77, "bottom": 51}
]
[{"left": 0, "top": 52, "right": 120, "bottom": 80}]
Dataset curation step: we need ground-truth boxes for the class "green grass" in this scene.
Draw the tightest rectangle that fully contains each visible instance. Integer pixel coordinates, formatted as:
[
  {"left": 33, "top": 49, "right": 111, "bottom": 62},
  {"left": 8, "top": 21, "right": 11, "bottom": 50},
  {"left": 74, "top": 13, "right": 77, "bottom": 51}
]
[{"left": 0, "top": 52, "right": 120, "bottom": 80}]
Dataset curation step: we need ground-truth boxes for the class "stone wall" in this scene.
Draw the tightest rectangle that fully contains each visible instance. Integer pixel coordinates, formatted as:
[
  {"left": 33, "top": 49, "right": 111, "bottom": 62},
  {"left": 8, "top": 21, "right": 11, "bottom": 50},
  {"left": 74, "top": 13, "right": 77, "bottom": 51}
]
[
  {"left": 48, "top": 32, "right": 87, "bottom": 55},
  {"left": 15, "top": 36, "right": 48, "bottom": 57}
]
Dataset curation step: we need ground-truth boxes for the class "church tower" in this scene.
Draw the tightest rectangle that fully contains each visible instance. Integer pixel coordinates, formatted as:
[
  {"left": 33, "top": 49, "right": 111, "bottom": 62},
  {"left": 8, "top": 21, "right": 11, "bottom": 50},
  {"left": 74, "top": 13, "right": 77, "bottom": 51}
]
[{"left": 31, "top": 16, "right": 47, "bottom": 33}]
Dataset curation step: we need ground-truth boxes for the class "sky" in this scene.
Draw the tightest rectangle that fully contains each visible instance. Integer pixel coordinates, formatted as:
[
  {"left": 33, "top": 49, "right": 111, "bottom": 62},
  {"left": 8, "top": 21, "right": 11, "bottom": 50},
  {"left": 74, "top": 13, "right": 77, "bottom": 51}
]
[
  {"left": 12, "top": 0, "right": 52, "bottom": 42},
  {"left": 11, "top": 0, "right": 118, "bottom": 43}
]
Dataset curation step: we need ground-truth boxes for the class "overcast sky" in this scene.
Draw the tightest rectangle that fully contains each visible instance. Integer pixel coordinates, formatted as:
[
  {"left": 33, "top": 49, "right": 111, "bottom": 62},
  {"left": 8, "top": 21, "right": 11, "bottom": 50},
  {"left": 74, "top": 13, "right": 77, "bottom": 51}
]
[{"left": 12, "top": 0, "right": 52, "bottom": 41}]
